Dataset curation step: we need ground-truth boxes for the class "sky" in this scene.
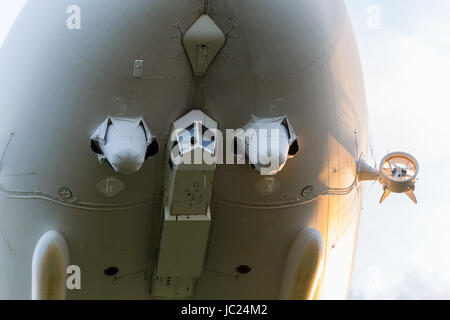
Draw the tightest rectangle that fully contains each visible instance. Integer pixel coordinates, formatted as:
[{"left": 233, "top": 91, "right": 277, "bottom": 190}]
[
  {"left": 0, "top": 0, "right": 449, "bottom": 299},
  {"left": 0, "top": 0, "right": 26, "bottom": 48},
  {"left": 346, "top": 0, "right": 450, "bottom": 299}
]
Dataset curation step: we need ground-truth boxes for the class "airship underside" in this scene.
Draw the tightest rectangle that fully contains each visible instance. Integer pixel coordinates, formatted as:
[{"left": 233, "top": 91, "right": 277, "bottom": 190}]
[{"left": 0, "top": 0, "right": 417, "bottom": 299}]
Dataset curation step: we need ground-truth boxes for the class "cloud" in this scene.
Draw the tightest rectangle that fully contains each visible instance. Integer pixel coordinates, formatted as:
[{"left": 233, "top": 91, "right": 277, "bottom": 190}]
[{"left": 351, "top": 259, "right": 450, "bottom": 300}]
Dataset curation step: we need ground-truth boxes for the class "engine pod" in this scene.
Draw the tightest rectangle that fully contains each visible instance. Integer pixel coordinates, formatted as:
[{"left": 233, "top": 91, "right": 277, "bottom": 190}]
[
  {"left": 279, "top": 228, "right": 325, "bottom": 300},
  {"left": 378, "top": 152, "right": 419, "bottom": 193}
]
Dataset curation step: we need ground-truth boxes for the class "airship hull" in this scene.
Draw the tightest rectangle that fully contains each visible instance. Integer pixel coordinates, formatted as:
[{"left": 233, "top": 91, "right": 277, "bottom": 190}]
[{"left": 0, "top": 0, "right": 368, "bottom": 299}]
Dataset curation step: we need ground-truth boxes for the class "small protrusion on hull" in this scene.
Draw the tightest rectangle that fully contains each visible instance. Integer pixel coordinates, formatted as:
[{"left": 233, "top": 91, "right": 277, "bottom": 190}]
[
  {"left": 279, "top": 228, "right": 325, "bottom": 300},
  {"left": 378, "top": 152, "right": 419, "bottom": 204},
  {"left": 31, "top": 231, "right": 70, "bottom": 300},
  {"left": 182, "top": 15, "right": 226, "bottom": 76}
]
